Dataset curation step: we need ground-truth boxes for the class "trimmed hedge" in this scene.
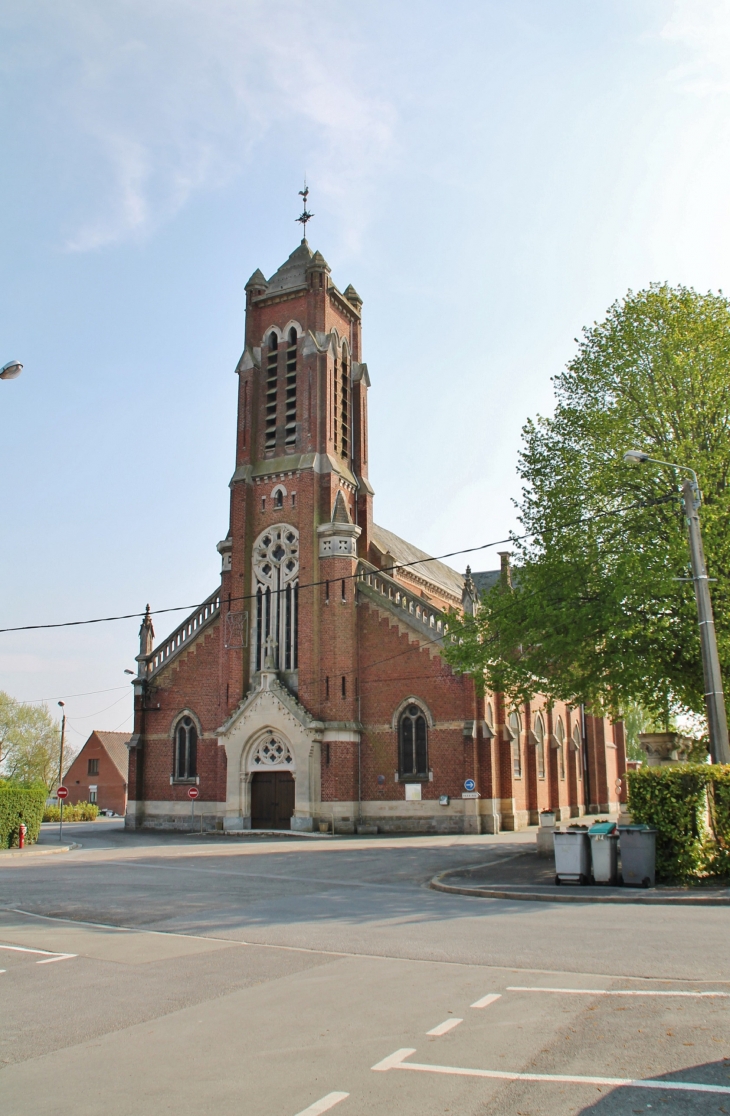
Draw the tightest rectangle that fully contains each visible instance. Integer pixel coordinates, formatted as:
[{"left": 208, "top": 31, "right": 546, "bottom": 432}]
[
  {"left": 627, "top": 765, "right": 730, "bottom": 881},
  {"left": 0, "top": 783, "right": 46, "bottom": 848},
  {"left": 43, "top": 802, "right": 99, "bottom": 823}
]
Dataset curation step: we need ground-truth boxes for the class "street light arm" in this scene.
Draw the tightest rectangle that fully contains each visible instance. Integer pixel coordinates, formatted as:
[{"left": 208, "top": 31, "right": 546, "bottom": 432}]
[{"left": 623, "top": 452, "right": 700, "bottom": 505}]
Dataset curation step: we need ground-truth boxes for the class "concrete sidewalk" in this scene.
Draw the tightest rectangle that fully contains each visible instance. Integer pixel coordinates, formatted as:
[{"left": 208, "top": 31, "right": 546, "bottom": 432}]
[
  {"left": 0, "top": 843, "right": 79, "bottom": 859},
  {"left": 431, "top": 847, "right": 730, "bottom": 905}
]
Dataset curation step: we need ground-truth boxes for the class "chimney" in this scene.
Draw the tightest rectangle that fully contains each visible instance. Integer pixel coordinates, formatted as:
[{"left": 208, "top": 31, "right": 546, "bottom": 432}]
[{"left": 498, "top": 551, "right": 512, "bottom": 590}]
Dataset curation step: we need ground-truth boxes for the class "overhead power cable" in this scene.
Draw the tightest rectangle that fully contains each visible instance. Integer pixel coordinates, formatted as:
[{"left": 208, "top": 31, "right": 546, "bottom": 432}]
[{"left": 0, "top": 493, "right": 678, "bottom": 637}]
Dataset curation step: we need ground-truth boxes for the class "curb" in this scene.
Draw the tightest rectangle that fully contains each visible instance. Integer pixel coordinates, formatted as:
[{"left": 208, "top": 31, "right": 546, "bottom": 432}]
[
  {"left": 188, "top": 830, "right": 334, "bottom": 840},
  {"left": 430, "top": 872, "right": 730, "bottom": 906},
  {"left": 0, "top": 843, "right": 81, "bottom": 859}
]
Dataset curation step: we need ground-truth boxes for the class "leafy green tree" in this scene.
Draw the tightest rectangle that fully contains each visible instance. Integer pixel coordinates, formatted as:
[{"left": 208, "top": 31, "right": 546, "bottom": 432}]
[
  {"left": 0, "top": 692, "right": 62, "bottom": 787},
  {"left": 445, "top": 284, "right": 730, "bottom": 724}
]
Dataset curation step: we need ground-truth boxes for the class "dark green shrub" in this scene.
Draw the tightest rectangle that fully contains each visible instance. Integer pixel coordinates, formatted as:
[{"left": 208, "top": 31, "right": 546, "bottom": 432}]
[
  {"left": 627, "top": 765, "right": 708, "bottom": 880},
  {"left": 0, "top": 782, "right": 47, "bottom": 847},
  {"left": 706, "top": 767, "right": 730, "bottom": 878}
]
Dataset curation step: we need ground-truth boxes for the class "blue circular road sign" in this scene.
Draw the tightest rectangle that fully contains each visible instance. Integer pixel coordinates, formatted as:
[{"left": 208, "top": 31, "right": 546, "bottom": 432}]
[{"left": 464, "top": 778, "right": 476, "bottom": 792}]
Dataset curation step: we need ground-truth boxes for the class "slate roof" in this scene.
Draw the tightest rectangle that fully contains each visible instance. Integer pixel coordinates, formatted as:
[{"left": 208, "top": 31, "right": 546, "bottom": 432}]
[
  {"left": 92, "top": 731, "right": 132, "bottom": 780},
  {"left": 266, "top": 240, "right": 319, "bottom": 293},
  {"left": 470, "top": 570, "right": 501, "bottom": 597},
  {"left": 370, "top": 523, "right": 465, "bottom": 600}
]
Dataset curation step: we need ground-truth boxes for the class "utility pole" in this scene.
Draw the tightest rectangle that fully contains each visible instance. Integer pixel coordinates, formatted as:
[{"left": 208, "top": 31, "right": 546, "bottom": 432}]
[
  {"left": 57, "top": 701, "right": 66, "bottom": 841},
  {"left": 681, "top": 479, "right": 730, "bottom": 765},
  {"left": 624, "top": 451, "right": 730, "bottom": 765}
]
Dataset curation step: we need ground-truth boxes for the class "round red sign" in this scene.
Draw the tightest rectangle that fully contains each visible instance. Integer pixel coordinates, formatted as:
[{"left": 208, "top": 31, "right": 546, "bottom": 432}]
[
  {"left": 187, "top": 786, "right": 199, "bottom": 799},
  {"left": 57, "top": 786, "right": 69, "bottom": 800}
]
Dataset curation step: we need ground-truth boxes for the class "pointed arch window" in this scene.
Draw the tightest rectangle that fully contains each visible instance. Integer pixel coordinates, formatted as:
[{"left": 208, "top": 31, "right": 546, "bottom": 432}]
[
  {"left": 253, "top": 525, "right": 299, "bottom": 672},
  {"left": 175, "top": 716, "right": 197, "bottom": 780},
  {"left": 555, "top": 717, "right": 566, "bottom": 780},
  {"left": 285, "top": 327, "right": 297, "bottom": 449},
  {"left": 509, "top": 710, "right": 522, "bottom": 778},
  {"left": 573, "top": 723, "right": 583, "bottom": 780},
  {"left": 399, "top": 704, "right": 428, "bottom": 779},
  {"left": 265, "top": 332, "right": 278, "bottom": 451},
  {"left": 534, "top": 714, "right": 546, "bottom": 779}
]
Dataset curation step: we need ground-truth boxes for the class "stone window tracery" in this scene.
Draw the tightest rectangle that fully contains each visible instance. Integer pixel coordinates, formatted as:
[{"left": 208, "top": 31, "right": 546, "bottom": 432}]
[
  {"left": 254, "top": 525, "right": 299, "bottom": 672},
  {"left": 251, "top": 735, "right": 294, "bottom": 768}
]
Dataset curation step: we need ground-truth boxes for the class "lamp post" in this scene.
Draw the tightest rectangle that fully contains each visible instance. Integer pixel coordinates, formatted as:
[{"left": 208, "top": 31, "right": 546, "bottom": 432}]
[
  {"left": 624, "top": 451, "right": 730, "bottom": 765},
  {"left": 0, "top": 360, "right": 23, "bottom": 380},
  {"left": 57, "top": 701, "right": 66, "bottom": 840}
]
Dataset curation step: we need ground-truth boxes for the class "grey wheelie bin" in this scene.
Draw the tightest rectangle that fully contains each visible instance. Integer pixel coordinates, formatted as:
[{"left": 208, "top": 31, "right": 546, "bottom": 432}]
[
  {"left": 589, "top": 821, "right": 619, "bottom": 884},
  {"left": 618, "top": 824, "right": 656, "bottom": 888},
  {"left": 553, "top": 829, "right": 590, "bottom": 885}
]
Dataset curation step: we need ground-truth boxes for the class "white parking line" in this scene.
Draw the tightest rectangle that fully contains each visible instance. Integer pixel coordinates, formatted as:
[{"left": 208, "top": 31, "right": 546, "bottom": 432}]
[
  {"left": 293, "top": 1092, "right": 349, "bottom": 1115},
  {"left": 427, "top": 1018, "right": 462, "bottom": 1036},
  {"left": 0, "top": 944, "right": 77, "bottom": 964},
  {"left": 371, "top": 1048, "right": 730, "bottom": 1094},
  {"left": 508, "top": 986, "right": 730, "bottom": 998},
  {"left": 471, "top": 993, "right": 501, "bottom": 1009}
]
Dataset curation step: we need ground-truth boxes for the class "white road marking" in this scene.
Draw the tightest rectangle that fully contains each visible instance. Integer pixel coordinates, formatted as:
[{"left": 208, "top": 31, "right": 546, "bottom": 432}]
[
  {"left": 293, "top": 1091, "right": 349, "bottom": 1115},
  {"left": 508, "top": 986, "right": 730, "bottom": 998},
  {"left": 0, "top": 943, "right": 77, "bottom": 964},
  {"left": 471, "top": 993, "right": 501, "bottom": 1009},
  {"left": 427, "top": 1018, "right": 463, "bottom": 1036},
  {"left": 371, "top": 1048, "right": 730, "bottom": 1094}
]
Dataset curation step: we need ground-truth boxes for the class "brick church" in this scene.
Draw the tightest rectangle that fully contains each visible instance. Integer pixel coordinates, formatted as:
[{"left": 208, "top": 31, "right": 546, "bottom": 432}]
[{"left": 126, "top": 231, "right": 625, "bottom": 834}]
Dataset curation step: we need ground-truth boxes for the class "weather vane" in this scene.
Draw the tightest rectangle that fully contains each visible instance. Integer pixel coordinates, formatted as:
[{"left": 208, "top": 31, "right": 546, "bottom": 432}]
[{"left": 296, "top": 180, "right": 314, "bottom": 237}]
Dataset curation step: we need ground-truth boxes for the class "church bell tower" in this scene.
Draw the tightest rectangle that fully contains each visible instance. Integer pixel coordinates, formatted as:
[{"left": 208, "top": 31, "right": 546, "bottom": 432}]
[{"left": 218, "top": 196, "right": 373, "bottom": 734}]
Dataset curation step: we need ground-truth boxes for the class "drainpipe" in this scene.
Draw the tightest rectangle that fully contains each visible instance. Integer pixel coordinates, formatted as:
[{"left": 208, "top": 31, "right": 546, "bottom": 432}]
[{"left": 581, "top": 704, "right": 591, "bottom": 814}]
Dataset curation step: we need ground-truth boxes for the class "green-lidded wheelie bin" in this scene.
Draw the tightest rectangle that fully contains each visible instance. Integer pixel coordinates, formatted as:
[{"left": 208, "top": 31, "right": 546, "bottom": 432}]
[
  {"left": 588, "top": 821, "right": 619, "bottom": 884},
  {"left": 618, "top": 824, "right": 656, "bottom": 888},
  {"left": 553, "top": 829, "right": 591, "bottom": 885}
]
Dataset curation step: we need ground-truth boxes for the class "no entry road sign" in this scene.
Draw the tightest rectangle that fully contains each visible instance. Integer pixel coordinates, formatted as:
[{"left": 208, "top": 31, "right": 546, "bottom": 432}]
[
  {"left": 57, "top": 786, "right": 69, "bottom": 800},
  {"left": 187, "top": 786, "right": 200, "bottom": 800}
]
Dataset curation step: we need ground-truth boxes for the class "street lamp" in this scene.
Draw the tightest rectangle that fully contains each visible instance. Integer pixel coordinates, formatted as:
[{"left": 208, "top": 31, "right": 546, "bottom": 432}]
[
  {"left": 623, "top": 450, "right": 730, "bottom": 764},
  {"left": 0, "top": 360, "right": 23, "bottom": 380}
]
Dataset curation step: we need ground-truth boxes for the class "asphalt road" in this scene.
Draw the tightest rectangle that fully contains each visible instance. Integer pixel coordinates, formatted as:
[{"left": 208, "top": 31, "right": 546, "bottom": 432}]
[{"left": 1, "top": 820, "right": 729, "bottom": 1116}]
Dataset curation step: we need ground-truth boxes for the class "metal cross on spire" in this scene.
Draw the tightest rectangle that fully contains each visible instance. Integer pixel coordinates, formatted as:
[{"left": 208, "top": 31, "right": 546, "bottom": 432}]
[{"left": 296, "top": 181, "right": 314, "bottom": 237}]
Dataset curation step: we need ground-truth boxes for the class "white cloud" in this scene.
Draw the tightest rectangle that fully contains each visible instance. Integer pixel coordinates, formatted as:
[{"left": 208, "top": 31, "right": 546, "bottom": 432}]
[
  {"left": 662, "top": 0, "right": 730, "bottom": 94},
  {"left": 39, "top": 0, "right": 396, "bottom": 251}
]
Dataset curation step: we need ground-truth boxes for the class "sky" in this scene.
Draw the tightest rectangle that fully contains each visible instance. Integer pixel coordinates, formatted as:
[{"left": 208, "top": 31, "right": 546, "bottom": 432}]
[{"left": 1, "top": 0, "right": 729, "bottom": 747}]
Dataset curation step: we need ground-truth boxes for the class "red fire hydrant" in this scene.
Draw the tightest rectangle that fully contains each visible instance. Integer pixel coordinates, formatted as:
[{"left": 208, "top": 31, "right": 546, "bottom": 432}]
[{"left": 18, "top": 823, "right": 27, "bottom": 849}]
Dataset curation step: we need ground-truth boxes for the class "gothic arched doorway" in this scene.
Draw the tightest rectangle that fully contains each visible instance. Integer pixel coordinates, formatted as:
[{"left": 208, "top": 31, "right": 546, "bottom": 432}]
[
  {"left": 248, "top": 732, "right": 296, "bottom": 830},
  {"left": 251, "top": 771, "right": 295, "bottom": 830}
]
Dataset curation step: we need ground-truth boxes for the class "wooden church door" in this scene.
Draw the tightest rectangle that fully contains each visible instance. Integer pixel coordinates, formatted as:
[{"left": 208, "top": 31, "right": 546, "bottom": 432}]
[{"left": 251, "top": 770, "right": 295, "bottom": 829}]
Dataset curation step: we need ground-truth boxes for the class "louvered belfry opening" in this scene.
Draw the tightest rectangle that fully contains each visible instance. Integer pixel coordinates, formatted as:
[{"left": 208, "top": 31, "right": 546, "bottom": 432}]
[
  {"left": 285, "top": 326, "right": 297, "bottom": 449},
  {"left": 340, "top": 350, "right": 349, "bottom": 458},
  {"left": 265, "top": 332, "right": 278, "bottom": 452}
]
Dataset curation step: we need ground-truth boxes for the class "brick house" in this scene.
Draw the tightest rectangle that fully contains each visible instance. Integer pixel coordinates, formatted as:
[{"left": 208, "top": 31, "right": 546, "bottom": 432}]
[
  {"left": 126, "top": 234, "right": 625, "bottom": 833},
  {"left": 65, "top": 731, "right": 130, "bottom": 815}
]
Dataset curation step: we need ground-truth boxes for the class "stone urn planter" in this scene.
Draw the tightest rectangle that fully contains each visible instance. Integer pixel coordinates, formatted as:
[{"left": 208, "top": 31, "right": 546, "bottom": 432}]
[{"left": 638, "top": 732, "right": 698, "bottom": 766}]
